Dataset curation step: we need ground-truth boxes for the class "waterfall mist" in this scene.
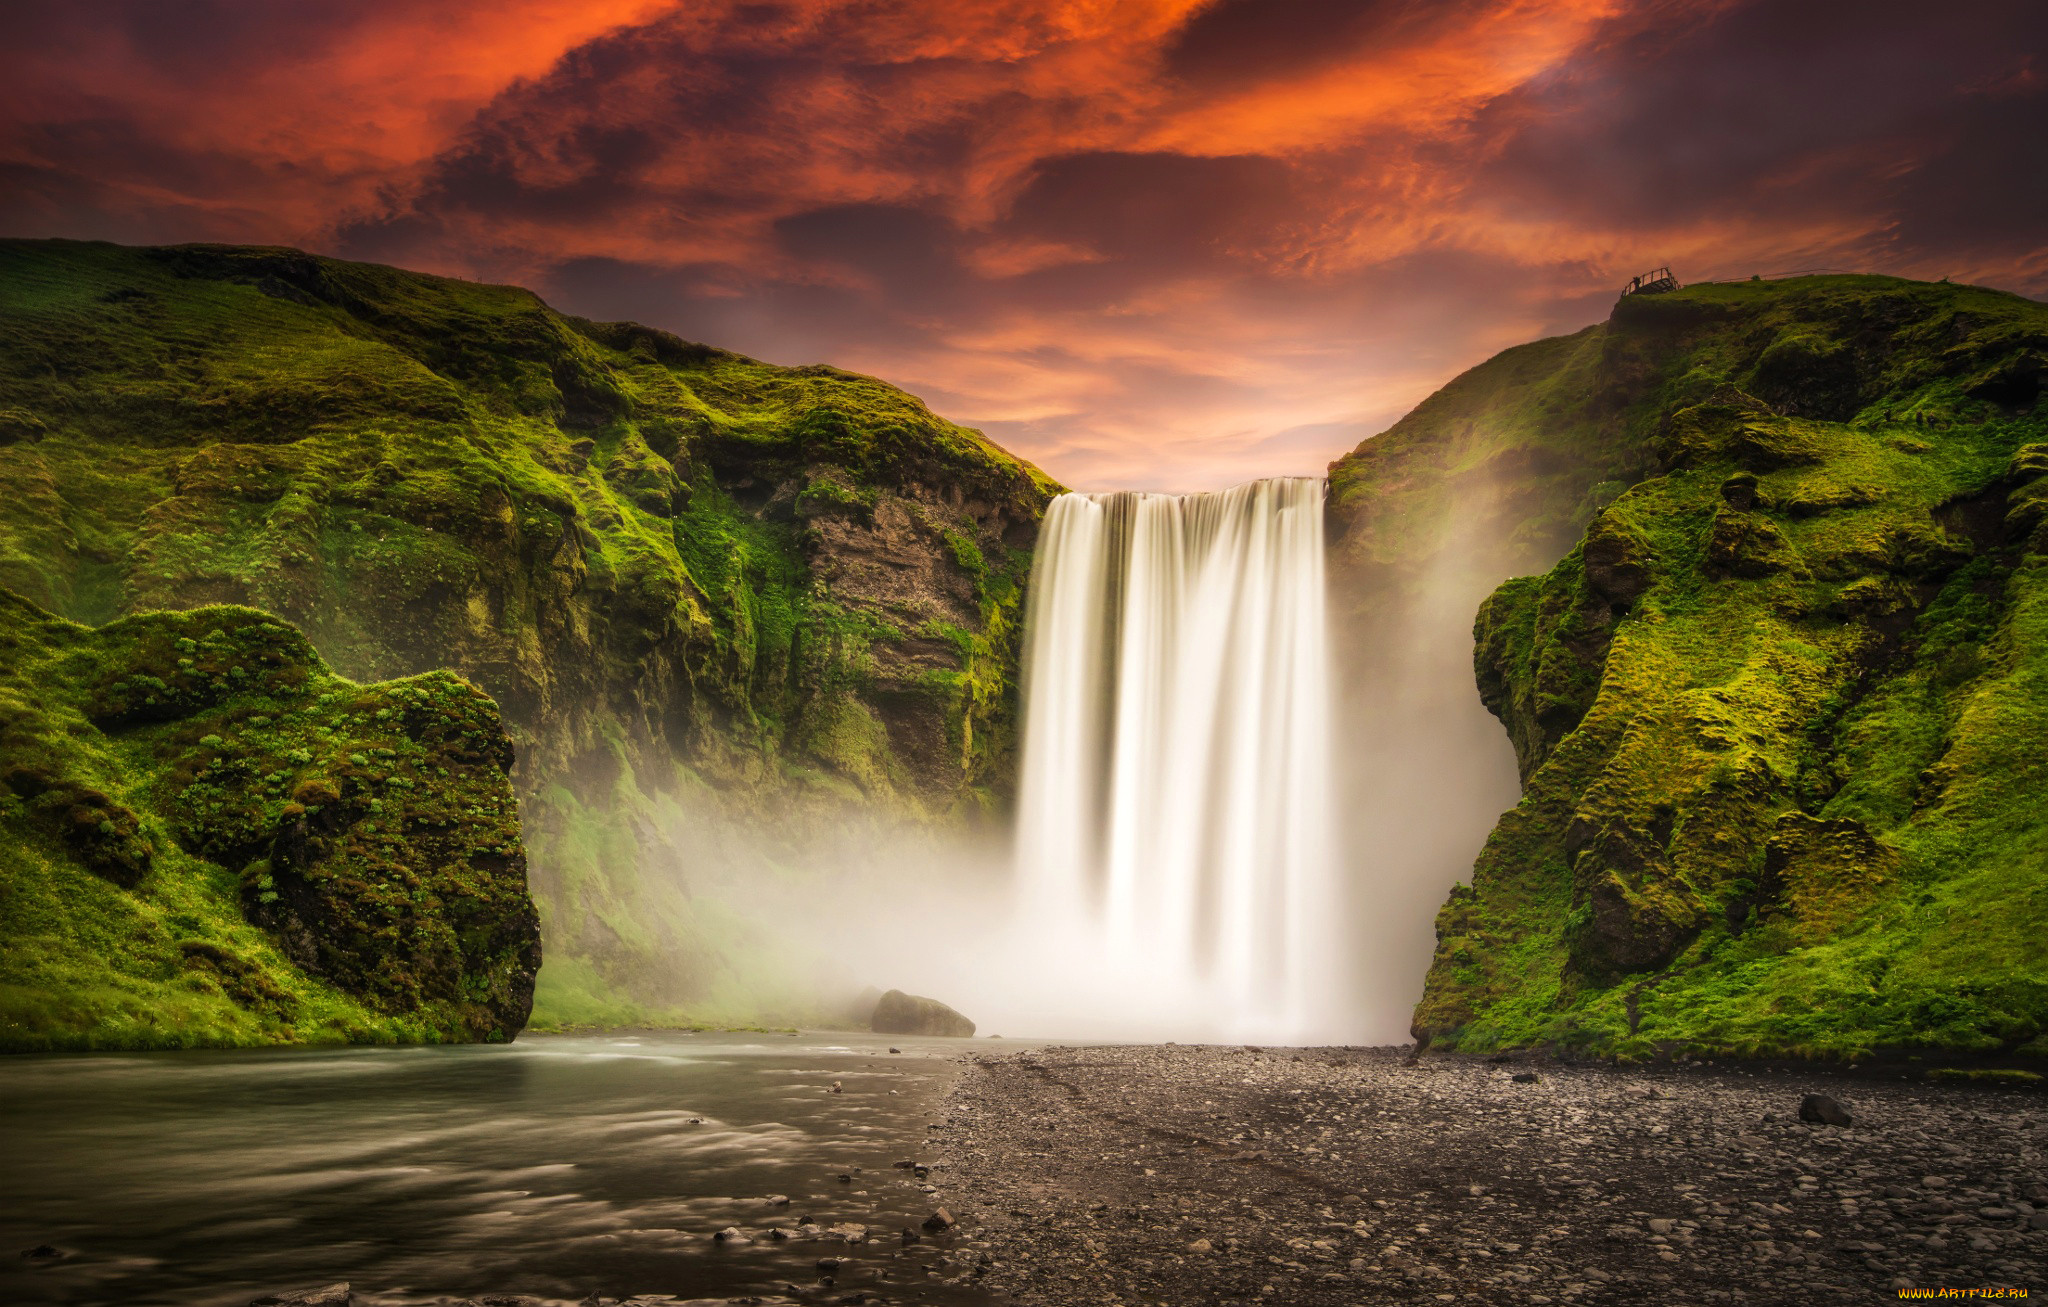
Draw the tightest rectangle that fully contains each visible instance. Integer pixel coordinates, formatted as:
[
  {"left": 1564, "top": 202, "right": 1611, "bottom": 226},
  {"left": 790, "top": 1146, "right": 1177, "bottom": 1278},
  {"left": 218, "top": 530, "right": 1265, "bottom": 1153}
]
[
  {"left": 1327, "top": 480, "right": 1528, "bottom": 1044},
  {"left": 612, "top": 479, "right": 1524, "bottom": 1049}
]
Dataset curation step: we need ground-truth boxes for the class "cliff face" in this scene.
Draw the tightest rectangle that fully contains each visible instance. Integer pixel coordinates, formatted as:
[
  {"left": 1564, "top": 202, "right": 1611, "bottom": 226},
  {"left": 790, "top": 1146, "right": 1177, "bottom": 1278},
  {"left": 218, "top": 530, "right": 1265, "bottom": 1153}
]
[
  {"left": 1331, "top": 274, "right": 2048, "bottom": 1060},
  {"left": 0, "top": 592, "right": 539, "bottom": 1050},
  {"left": 0, "top": 240, "right": 1056, "bottom": 1025}
]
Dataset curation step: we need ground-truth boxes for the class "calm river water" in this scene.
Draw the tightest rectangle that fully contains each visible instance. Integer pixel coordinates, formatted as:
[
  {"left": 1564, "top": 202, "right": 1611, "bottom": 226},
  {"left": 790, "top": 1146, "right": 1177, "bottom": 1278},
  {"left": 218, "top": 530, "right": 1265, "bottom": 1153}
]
[{"left": 0, "top": 1031, "right": 1000, "bottom": 1306}]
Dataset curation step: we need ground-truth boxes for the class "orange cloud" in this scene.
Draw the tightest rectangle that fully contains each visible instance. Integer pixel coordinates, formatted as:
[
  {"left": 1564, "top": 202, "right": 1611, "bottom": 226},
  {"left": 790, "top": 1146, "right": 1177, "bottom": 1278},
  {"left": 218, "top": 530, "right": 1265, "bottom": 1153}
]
[{"left": 3, "top": 0, "right": 2042, "bottom": 489}]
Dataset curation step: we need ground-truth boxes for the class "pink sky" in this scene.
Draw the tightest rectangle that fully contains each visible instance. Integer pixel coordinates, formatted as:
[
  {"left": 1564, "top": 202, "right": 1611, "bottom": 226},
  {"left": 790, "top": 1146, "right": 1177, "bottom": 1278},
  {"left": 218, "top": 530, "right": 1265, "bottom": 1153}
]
[{"left": 4, "top": 0, "right": 2043, "bottom": 488}]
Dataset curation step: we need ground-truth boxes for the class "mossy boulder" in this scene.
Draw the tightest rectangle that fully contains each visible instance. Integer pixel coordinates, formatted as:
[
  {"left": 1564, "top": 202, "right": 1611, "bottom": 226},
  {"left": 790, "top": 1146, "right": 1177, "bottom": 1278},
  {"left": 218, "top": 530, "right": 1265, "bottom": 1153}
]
[{"left": 0, "top": 590, "right": 540, "bottom": 1050}]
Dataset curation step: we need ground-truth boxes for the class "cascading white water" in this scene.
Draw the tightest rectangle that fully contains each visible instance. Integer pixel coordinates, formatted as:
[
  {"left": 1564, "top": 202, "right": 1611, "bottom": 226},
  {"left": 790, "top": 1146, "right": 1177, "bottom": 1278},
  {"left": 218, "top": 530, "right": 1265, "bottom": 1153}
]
[{"left": 1012, "top": 477, "right": 1346, "bottom": 1043}]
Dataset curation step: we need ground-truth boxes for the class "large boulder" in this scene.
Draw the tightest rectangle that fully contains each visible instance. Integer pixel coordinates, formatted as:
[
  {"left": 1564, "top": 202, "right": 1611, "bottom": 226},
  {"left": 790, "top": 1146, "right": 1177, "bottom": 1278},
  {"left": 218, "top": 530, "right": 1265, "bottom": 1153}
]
[
  {"left": 0, "top": 594, "right": 542, "bottom": 1050},
  {"left": 871, "top": 989, "right": 976, "bottom": 1037}
]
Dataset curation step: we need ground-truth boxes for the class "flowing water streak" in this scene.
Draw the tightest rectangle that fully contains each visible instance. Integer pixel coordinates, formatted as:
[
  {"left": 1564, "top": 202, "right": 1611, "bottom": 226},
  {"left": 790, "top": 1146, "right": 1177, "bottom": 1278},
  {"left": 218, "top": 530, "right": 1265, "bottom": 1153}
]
[{"left": 1013, "top": 477, "right": 1341, "bottom": 1041}]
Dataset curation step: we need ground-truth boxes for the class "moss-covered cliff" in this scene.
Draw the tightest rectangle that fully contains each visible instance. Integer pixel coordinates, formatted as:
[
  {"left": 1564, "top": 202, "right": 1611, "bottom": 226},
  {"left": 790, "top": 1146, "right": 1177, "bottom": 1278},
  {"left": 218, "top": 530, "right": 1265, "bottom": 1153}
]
[
  {"left": 1331, "top": 273, "right": 2048, "bottom": 1060},
  {"left": 1, "top": 592, "right": 539, "bottom": 1050},
  {"left": 0, "top": 239, "right": 1056, "bottom": 1027}
]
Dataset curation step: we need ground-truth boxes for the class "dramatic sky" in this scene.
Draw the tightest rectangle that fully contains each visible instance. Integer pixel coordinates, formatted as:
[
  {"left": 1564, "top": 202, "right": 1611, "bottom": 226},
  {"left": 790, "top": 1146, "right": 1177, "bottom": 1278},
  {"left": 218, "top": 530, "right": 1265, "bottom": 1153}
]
[{"left": 5, "top": 1, "right": 2044, "bottom": 489}]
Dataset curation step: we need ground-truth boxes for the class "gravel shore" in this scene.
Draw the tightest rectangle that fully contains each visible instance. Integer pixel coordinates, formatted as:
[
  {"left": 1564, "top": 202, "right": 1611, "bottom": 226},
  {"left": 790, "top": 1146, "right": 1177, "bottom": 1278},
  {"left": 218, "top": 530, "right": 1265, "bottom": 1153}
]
[{"left": 926, "top": 1045, "right": 2047, "bottom": 1305}]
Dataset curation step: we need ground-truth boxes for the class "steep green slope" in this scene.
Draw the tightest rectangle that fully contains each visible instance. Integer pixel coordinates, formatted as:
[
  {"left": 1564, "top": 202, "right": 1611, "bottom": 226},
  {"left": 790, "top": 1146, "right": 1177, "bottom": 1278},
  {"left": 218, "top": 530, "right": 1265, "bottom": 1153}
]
[
  {"left": 1330, "top": 274, "right": 2048, "bottom": 1059},
  {"left": 0, "top": 239, "right": 1056, "bottom": 1026},
  {"left": 0, "top": 592, "right": 539, "bottom": 1050}
]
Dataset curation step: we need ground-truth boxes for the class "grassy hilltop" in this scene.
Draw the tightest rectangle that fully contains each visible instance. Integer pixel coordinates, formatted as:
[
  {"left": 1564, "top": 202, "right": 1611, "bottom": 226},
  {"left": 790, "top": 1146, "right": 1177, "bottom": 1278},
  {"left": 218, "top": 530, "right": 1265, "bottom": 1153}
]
[
  {"left": 0, "top": 239, "right": 1056, "bottom": 1031},
  {"left": 1331, "top": 273, "right": 2048, "bottom": 1060}
]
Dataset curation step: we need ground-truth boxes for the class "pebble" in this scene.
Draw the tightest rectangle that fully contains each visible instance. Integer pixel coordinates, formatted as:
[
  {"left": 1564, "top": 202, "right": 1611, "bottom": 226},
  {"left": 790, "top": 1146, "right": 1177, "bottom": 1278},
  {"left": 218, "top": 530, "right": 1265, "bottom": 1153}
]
[{"left": 933, "top": 1044, "right": 2048, "bottom": 1305}]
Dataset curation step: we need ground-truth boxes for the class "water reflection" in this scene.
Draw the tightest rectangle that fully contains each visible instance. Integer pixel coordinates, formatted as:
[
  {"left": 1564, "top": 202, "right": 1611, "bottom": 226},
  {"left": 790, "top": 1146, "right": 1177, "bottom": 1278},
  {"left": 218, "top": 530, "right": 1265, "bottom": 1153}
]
[{"left": 1, "top": 1033, "right": 997, "bottom": 1305}]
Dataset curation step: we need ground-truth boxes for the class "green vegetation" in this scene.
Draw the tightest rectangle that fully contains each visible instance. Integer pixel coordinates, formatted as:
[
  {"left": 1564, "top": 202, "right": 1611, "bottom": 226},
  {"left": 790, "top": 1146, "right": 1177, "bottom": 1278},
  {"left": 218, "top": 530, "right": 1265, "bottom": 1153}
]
[
  {"left": 33, "top": 237, "right": 2037, "bottom": 1063},
  {"left": 1331, "top": 273, "right": 2048, "bottom": 1061},
  {"left": 0, "top": 591, "right": 539, "bottom": 1050},
  {"left": 0, "top": 239, "right": 1057, "bottom": 1033}
]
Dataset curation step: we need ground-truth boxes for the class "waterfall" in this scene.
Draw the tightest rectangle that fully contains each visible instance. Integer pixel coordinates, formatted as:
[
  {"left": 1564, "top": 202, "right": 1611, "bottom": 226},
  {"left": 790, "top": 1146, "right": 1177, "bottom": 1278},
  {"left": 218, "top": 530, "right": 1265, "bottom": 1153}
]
[{"left": 1012, "top": 477, "right": 1344, "bottom": 1043}]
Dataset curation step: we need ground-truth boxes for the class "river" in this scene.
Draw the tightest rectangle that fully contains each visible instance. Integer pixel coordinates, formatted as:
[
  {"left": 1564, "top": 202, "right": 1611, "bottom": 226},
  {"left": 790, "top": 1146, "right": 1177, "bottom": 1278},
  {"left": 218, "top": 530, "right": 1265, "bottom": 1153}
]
[{"left": 1, "top": 1031, "right": 999, "bottom": 1306}]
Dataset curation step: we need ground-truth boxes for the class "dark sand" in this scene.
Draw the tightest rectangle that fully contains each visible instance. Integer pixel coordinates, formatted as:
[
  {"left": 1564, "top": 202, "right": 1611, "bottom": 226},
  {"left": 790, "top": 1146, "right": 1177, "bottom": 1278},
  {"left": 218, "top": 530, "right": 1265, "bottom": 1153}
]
[{"left": 926, "top": 1045, "right": 2047, "bottom": 1305}]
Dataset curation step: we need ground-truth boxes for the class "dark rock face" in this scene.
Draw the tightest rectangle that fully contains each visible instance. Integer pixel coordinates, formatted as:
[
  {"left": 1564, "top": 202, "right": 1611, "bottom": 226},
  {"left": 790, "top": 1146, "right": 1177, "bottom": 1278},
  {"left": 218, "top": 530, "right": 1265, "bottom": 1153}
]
[
  {"left": 1582, "top": 514, "right": 1654, "bottom": 605},
  {"left": 1704, "top": 505, "right": 1799, "bottom": 577},
  {"left": 871, "top": 989, "right": 976, "bottom": 1037}
]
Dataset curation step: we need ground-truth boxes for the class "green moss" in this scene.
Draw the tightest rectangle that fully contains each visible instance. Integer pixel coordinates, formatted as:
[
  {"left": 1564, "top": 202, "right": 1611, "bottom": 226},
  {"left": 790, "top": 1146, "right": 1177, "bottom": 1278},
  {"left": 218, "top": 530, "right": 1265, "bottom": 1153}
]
[
  {"left": 0, "top": 590, "right": 539, "bottom": 1051},
  {"left": 793, "top": 469, "right": 878, "bottom": 518},
  {"left": 0, "top": 237, "right": 1060, "bottom": 1028},
  {"left": 1358, "top": 273, "right": 2048, "bottom": 1061}
]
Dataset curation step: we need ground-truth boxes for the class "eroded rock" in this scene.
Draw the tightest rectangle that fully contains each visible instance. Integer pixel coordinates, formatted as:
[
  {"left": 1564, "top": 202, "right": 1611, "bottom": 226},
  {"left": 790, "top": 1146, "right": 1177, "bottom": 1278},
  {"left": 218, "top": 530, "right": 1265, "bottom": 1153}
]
[
  {"left": 1798, "top": 1093, "right": 1853, "bottom": 1127},
  {"left": 872, "top": 989, "right": 976, "bottom": 1038}
]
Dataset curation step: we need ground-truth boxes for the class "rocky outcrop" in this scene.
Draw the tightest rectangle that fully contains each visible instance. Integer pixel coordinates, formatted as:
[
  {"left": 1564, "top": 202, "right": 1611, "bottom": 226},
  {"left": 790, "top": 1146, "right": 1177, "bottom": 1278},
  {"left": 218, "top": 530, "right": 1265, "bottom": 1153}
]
[
  {"left": 871, "top": 989, "right": 976, "bottom": 1037},
  {"left": 1330, "top": 273, "right": 2048, "bottom": 1060},
  {"left": 0, "top": 591, "right": 540, "bottom": 1050},
  {"left": 0, "top": 239, "right": 1057, "bottom": 1025}
]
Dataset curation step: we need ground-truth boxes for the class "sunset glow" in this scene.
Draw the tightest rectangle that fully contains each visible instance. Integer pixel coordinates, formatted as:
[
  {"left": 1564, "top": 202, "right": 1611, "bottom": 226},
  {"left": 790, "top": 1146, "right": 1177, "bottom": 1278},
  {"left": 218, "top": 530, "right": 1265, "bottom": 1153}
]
[{"left": 6, "top": 0, "right": 2042, "bottom": 488}]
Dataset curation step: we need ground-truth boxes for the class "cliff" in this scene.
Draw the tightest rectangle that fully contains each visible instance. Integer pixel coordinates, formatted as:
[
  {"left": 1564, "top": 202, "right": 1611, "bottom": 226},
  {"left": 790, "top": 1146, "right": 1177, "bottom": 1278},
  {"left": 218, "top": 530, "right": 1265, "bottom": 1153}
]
[
  {"left": 1331, "top": 273, "right": 2048, "bottom": 1060},
  {"left": 0, "top": 239, "right": 1057, "bottom": 1027},
  {"left": 0, "top": 592, "right": 539, "bottom": 1050}
]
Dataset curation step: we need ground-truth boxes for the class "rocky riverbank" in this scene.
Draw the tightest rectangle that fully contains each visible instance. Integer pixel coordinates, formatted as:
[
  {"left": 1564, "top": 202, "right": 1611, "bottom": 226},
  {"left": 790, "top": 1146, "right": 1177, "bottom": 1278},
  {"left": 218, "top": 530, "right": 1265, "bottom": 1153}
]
[{"left": 928, "top": 1044, "right": 2047, "bottom": 1305}]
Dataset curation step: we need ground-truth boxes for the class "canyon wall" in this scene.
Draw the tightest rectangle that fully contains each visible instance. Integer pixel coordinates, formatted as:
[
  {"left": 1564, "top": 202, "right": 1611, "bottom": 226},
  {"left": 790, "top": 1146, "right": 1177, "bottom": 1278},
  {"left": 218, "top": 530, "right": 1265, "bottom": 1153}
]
[
  {"left": 1330, "top": 273, "right": 2048, "bottom": 1059},
  {"left": 0, "top": 239, "right": 1056, "bottom": 1027}
]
